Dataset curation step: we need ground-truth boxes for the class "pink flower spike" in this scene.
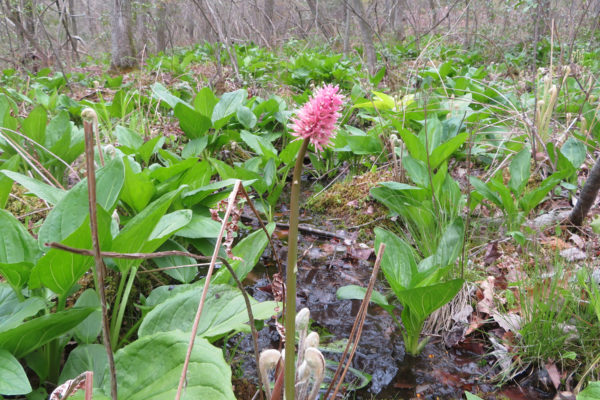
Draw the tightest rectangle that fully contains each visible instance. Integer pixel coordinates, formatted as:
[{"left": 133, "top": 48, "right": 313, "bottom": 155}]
[{"left": 290, "top": 84, "right": 345, "bottom": 152}]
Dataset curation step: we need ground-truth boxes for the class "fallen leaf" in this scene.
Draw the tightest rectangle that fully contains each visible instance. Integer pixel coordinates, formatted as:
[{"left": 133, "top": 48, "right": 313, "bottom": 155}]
[
  {"left": 559, "top": 247, "right": 586, "bottom": 262},
  {"left": 545, "top": 362, "right": 561, "bottom": 390},
  {"left": 484, "top": 241, "right": 501, "bottom": 265}
]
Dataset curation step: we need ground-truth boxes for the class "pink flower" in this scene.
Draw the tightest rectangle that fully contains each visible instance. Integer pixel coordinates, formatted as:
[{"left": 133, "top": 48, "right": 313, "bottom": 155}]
[{"left": 290, "top": 84, "right": 344, "bottom": 152}]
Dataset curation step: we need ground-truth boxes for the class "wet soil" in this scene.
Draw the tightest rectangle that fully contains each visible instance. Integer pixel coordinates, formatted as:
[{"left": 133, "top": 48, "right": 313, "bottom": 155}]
[{"left": 230, "top": 224, "right": 556, "bottom": 400}]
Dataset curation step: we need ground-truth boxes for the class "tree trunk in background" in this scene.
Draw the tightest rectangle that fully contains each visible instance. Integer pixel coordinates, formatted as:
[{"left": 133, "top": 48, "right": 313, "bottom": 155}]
[
  {"left": 343, "top": 1, "right": 351, "bottom": 56},
  {"left": 306, "top": 0, "right": 331, "bottom": 39},
  {"left": 110, "top": 0, "right": 136, "bottom": 71},
  {"left": 390, "top": 0, "right": 404, "bottom": 41},
  {"left": 569, "top": 157, "right": 600, "bottom": 227},
  {"left": 69, "top": 0, "right": 78, "bottom": 53},
  {"left": 156, "top": 1, "right": 167, "bottom": 52},
  {"left": 351, "top": 0, "right": 376, "bottom": 75},
  {"left": 264, "top": 0, "right": 274, "bottom": 45}
]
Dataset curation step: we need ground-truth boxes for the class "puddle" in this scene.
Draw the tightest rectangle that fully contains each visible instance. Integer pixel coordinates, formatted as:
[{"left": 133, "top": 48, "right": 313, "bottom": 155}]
[{"left": 231, "top": 209, "right": 555, "bottom": 399}]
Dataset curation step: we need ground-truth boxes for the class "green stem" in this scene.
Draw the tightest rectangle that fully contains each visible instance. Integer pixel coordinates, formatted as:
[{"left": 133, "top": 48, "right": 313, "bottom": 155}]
[
  {"left": 285, "top": 139, "right": 309, "bottom": 400},
  {"left": 111, "top": 266, "right": 138, "bottom": 349},
  {"left": 110, "top": 268, "right": 129, "bottom": 337},
  {"left": 57, "top": 295, "right": 66, "bottom": 312}
]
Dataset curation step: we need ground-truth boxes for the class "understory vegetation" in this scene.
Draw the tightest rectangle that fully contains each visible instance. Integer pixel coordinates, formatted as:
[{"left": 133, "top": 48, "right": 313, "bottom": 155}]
[{"left": 1, "top": 27, "right": 600, "bottom": 400}]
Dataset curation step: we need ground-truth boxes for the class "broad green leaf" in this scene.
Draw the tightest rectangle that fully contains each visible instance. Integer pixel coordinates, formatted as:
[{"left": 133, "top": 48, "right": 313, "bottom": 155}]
[
  {"left": 112, "top": 189, "right": 183, "bottom": 273},
  {"left": 429, "top": 132, "right": 468, "bottom": 170},
  {"left": 0, "top": 349, "right": 31, "bottom": 395},
  {"left": 175, "top": 212, "right": 222, "bottom": 239},
  {"left": 418, "top": 117, "right": 443, "bottom": 155},
  {"left": 151, "top": 82, "right": 183, "bottom": 109},
  {"left": 139, "top": 284, "right": 278, "bottom": 339},
  {"left": 212, "top": 223, "right": 275, "bottom": 284},
  {"left": 396, "top": 126, "right": 426, "bottom": 162},
  {"left": 236, "top": 106, "right": 257, "bottom": 129},
  {"left": 149, "top": 157, "right": 196, "bottom": 182},
  {"left": 396, "top": 279, "right": 463, "bottom": 325},
  {"left": 280, "top": 140, "right": 303, "bottom": 164},
  {"left": 0, "top": 155, "right": 19, "bottom": 208},
  {"left": 469, "top": 177, "right": 502, "bottom": 208},
  {"left": 560, "top": 137, "right": 586, "bottom": 169},
  {"left": 0, "top": 262, "right": 34, "bottom": 296},
  {"left": 153, "top": 240, "right": 197, "bottom": 283},
  {"left": 519, "top": 169, "right": 569, "bottom": 214},
  {"left": 44, "top": 110, "right": 70, "bottom": 149},
  {"left": 508, "top": 149, "right": 531, "bottom": 196},
  {"left": 105, "top": 331, "right": 235, "bottom": 400},
  {"left": 465, "top": 393, "right": 485, "bottom": 400},
  {"left": 121, "top": 158, "right": 155, "bottom": 213},
  {"left": 374, "top": 228, "right": 419, "bottom": 293},
  {"left": 336, "top": 285, "right": 392, "bottom": 312},
  {"left": 577, "top": 382, "right": 600, "bottom": 400},
  {"left": 115, "top": 125, "right": 143, "bottom": 151},
  {"left": 0, "top": 170, "right": 65, "bottom": 205},
  {"left": 182, "top": 137, "right": 208, "bottom": 159},
  {"left": 59, "top": 344, "right": 107, "bottom": 388},
  {"left": 148, "top": 210, "right": 192, "bottom": 241},
  {"left": 21, "top": 106, "right": 47, "bottom": 144},
  {"left": 212, "top": 89, "right": 247, "bottom": 129},
  {"left": 403, "top": 156, "right": 429, "bottom": 187},
  {"left": 174, "top": 103, "right": 211, "bottom": 139},
  {"left": 138, "top": 136, "right": 165, "bottom": 165},
  {"left": 0, "top": 307, "right": 95, "bottom": 358},
  {"left": 240, "top": 131, "right": 277, "bottom": 158},
  {"left": 194, "top": 87, "right": 218, "bottom": 117},
  {"left": 33, "top": 209, "right": 112, "bottom": 296},
  {"left": 37, "top": 156, "right": 124, "bottom": 248},
  {"left": 0, "top": 285, "right": 46, "bottom": 332},
  {"left": 489, "top": 177, "right": 517, "bottom": 216},
  {"left": 0, "top": 209, "right": 39, "bottom": 264},
  {"left": 72, "top": 289, "right": 101, "bottom": 344},
  {"left": 181, "top": 178, "right": 256, "bottom": 206}
]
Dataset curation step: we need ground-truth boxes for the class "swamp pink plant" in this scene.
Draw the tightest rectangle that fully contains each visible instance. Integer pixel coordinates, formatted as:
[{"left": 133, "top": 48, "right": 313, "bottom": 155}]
[{"left": 284, "top": 85, "right": 343, "bottom": 400}]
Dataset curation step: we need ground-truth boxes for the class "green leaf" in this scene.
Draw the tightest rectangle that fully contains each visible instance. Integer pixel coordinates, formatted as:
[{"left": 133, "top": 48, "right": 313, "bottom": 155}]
[
  {"left": 236, "top": 106, "right": 257, "bottom": 129},
  {"left": 0, "top": 307, "right": 96, "bottom": 358},
  {"left": 182, "top": 137, "right": 208, "bottom": 159},
  {"left": 578, "top": 382, "right": 600, "bottom": 400},
  {"left": 153, "top": 240, "right": 197, "bottom": 283},
  {"left": 336, "top": 285, "right": 392, "bottom": 311},
  {"left": 429, "top": 132, "right": 468, "bottom": 170},
  {"left": 240, "top": 131, "right": 277, "bottom": 158},
  {"left": 519, "top": 169, "right": 569, "bottom": 214},
  {"left": 59, "top": 344, "right": 107, "bottom": 389},
  {"left": 591, "top": 216, "right": 600, "bottom": 234},
  {"left": 508, "top": 149, "right": 531, "bottom": 196},
  {"left": 280, "top": 140, "right": 303, "bottom": 164},
  {"left": 21, "top": 106, "right": 47, "bottom": 144},
  {"left": 212, "top": 89, "right": 247, "bottom": 129},
  {"left": 138, "top": 136, "right": 165, "bottom": 165},
  {"left": 44, "top": 110, "right": 71, "bottom": 149},
  {"left": 115, "top": 126, "right": 143, "bottom": 151},
  {"left": 374, "top": 228, "right": 419, "bottom": 293},
  {"left": 0, "top": 156, "right": 19, "bottom": 208},
  {"left": 72, "top": 289, "right": 101, "bottom": 344},
  {"left": 212, "top": 223, "right": 275, "bottom": 284},
  {"left": 33, "top": 209, "right": 112, "bottom": 296},
  {"left": 139, "top": 284, "right": 278, "bottom": 339},
  {"left": 418, "top": 117, "right": 443, "bottom": 155},
  {"left": 174, "top": 103, "right": 212, "bottom": 139},
  {"left": 560, "top": 137, "right": 586, "bottom": 169},
  {"left": 469, "top": 177, "right": 502, "bottom": 208},
  {"left": 105, "top": 331, "right": 235, "bottom": 400},
  {"left": 0, "top": 170, "right": 65, "bottom": 205},
  {"left": 465, "top": 392, "right": 485, "bottom": 400},
  {"left": 0, "top": 285, "right": 46, "bottom": 332},
  {"left": 396, "top": 126, "right": 426, "bottom": 162},
  {"left": 0, "top": 211, "right": 39, "bottom": 293},
  {"left": 194, "top": 87, "right": 218, "bottom": 117},
  {"left": 37, "top": 156, "right": 124, "bottom": 247},
  {"left": 121, "top": 158, "right": 155, "bottom": 213},
  {"left": 175, "top": 212, "right": 222, "bottom": 239},
  {"left": 151, "top": 82, "right": 183, "bottom": 109},
  {"left": 149, "top": 157, "right": 196, "bottom": 182},
  {"left": 112, "top": 189, "right": 184, "bottom": 273},
  {"left": 0, "top": 349, "right": 32, "bottom": 395}
]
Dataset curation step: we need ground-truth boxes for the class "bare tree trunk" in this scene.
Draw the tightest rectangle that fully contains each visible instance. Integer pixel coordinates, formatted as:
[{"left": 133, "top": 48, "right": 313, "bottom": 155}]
[
  {"left": 156, "top": 1, "right": 167, "bottom": 52},
  {"left": 306, "top": 0, "right": 331, "bottom": 39},
  {"left": 350, "top": 0, "right": 376, "bottom": 75},
  {"left": 110, "top": 0, "right": 136, "bottom": 71},
  {"left": 569, "top": 157, "right": 600, "bottom": 227},
  {"left": 343, "top": 1, "right": 351, "bottom": 56},
  {"left": 68, "top": 0, "right": 78, "bottom": 52},
  {"left": 264, "top": 0, "right": 274, "bottom": 45}
]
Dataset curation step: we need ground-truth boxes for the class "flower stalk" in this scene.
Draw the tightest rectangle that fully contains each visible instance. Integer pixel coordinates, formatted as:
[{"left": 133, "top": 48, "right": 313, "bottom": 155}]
[{"left": 284, "top": 84, "right": 343, "bottom": 400}]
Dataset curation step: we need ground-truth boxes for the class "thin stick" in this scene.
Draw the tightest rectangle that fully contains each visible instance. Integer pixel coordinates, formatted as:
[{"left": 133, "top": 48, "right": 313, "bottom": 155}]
[
  {"left": 175, "top": 180, "right": 242, "bottom": 400},
  {"left": 83, "top": 119, "right": 117, "bottom": 400},
  {"left": 325, "top": 243, "right": 385, "bottom": 400}
]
